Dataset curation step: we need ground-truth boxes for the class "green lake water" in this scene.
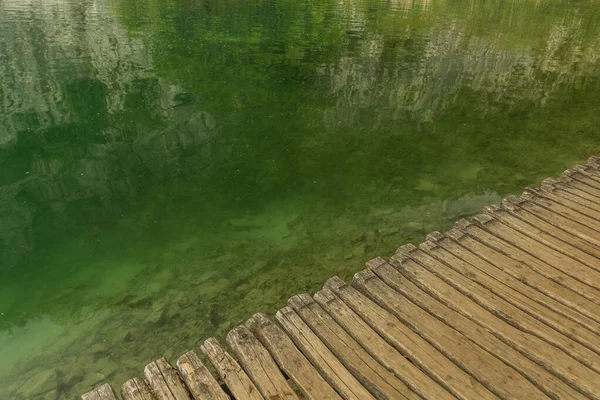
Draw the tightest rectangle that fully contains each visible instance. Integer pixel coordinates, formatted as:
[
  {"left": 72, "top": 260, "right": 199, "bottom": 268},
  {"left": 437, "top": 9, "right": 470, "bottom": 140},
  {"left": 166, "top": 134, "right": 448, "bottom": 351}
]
[{"left": 1, "top": 0, "right": 600, "bottom": 398}]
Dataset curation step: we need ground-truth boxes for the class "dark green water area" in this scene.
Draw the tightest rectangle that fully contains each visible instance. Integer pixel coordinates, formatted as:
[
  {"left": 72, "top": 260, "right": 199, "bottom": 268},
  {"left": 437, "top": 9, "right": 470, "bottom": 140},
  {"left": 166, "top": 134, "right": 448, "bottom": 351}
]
[{"left": 1, "top": 0, "right": 600, "bottom": 398}]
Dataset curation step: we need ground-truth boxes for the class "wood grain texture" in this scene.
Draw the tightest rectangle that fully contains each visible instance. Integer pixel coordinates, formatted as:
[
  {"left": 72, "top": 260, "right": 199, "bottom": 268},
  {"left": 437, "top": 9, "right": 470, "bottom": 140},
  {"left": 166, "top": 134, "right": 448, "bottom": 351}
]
[
  {"left": 361, "top": 258, "right": 571, "bottom": 400},
  {"left": 322, "top": 276, "right": 497, "bottom": 400},
  {"left": 396, "top": 245, "right": 600, "bottom": 397},
  {"left": 313, "top": 286, "right": 455, "bottom": 400},
  {"left": 81, "top": 383, "right": 118, "bottom": 400},
  {"left": 425, "top": 231, "right": 600, "bottom": 352},
  {"left": 274, "top": 307, "right": 374, "bottom": 400},
  {"left": 245, "top": 313, "right": 343, "bottom": 400},
  {"left": 227, "top": 325, "right": 297, "bottom": 400},
  {"left": 288, "top": 293, "right": 417, "bottom": 399},
  {"left": 121, "top": 378, "right": 157, "bottom": 400},
  {"left": 177, "top": 351, "right": 230, "bottom": 400},
  {"left": 144, "top": 358, "right": 191, "bottom": 400},
  {"left": 201, "top": 338, "right": 263, "bottom": 400}
]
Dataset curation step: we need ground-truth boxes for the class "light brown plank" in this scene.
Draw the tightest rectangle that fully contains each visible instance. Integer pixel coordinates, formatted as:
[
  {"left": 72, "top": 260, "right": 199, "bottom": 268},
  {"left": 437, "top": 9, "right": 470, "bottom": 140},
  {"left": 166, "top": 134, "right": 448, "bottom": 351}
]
[
  {"left": 313, "top": 287, "right": 455, "bottom": 400},
  {"left": 144, "top": 358, "right": 191, "bottom": 400},
  {"left": 226, "top": 325, "right": 297, "bottom": 400},
  {"left": 525, "top": 188, "right": 600, "bottom": 233},
  {"left": 177, "top": 351, "right": 230, "bottom": 400},
  {"left": 564, "top": 167, "right": 600, "bottom": 193},
  {"left": 471, "top": 214, "right": 600, "bottom": 295},
  {"left": 543, "top": 177, "right": 600, "bottom": 208},
  {"left": 425, "top": 231, "right": 600, "bottom": 352},
  {"left": 288, "top": 293, "right": 416, "bottom": 400},
  {"left": 122, "top": 378, "right": 157, "bottom": 400},
  {"left": 451, "top": 219, "right": 600, "bottom": 324},
  {"left": 542, "top": 180, "right": 600, "bottom": 211},
  {"left": 536, "top": 185, "right": 600, "bottom": 222},
  {"left": 587, "top": 156, "right": 600, "bottom": 169},
  {"left": 323, "top": 276, "right": 499, "bottom": 400},
  {"left": 456, "top": 217, "right": 600, "bottom": 307},
  {"left": 484, "top": 205, "right": 600, "bottom": 277},
  {"left": 245, "top": 313, "right": 343, "bottom": 400},
  {"left": 500, "top": 199, "right": 600, "bottom": 261},
  {"left": 510, "top": 194, "right": 600, "bottom": 248},
  {"left": 397, "top": 244, "right": 600, "bottom": 393},
  {"left": 201, "top": 338, "right": 263, "bottom": 400},
  {"left": 82, "top": 384, "right": 118, "bottom": 400},
  {"left": 362, "top": 259, "right": 579, "bottom": 400},
  {"left": 274, "top": 308, "right": 375, "bottom": 400}
]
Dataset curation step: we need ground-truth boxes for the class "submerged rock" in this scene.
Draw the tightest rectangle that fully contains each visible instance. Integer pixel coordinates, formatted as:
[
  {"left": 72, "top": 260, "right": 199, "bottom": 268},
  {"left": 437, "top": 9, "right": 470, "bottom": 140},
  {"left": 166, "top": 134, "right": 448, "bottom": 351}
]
[
  {"left": 378, "top": 227, "right": 400, "bottom": 237},
  {"left": 20, "top": 369, "right": 59, "bottom": 397}
]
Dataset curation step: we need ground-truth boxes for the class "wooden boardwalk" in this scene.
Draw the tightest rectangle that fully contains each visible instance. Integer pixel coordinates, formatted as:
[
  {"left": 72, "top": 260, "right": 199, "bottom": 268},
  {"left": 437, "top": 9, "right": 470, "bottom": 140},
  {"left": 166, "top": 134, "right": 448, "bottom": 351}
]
[{"left": 82, "top": 157, "right": 600, "bottom": 400}]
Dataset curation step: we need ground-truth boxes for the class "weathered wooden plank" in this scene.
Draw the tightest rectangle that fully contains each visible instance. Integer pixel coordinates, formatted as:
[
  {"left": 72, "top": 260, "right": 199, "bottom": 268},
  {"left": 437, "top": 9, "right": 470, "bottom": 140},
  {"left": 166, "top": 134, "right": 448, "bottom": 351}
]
[
  {"left": 361, "top": 259, "right": 580, "bottom": 400},
  {"left": 471, "top": 214, "right": 600, "bottom": 295},
  {"left": 288, "top": 293, "right": 416, "bottom": 399},
  {"left": 121, "top": 378, "right": 157, "bottom": 400},
  {"left": 456, "top": 217, "right": 600, "bottom": 306},
  {"left": 397, "top": 244, "right": 600, "bottom": 392},
  {"left": 587, "top": 155, "right": 600, "bottom": 168},
  {"left": 483, "top": 206, "right": 600, "bottom": 276},
  {"left": 525, "top": 188, "right": 600, "bottom": 233},
  {"left": 201, "top": 338, "right": 263, "bottom": 400},
  {"left": 274, "top": 308, "right": 375, "bottom": 400},
  {"left": 536, "top": 185, "right": 600, "bottom": 221},
  {"left": 226, "top": 325, "right": 297, "bottom": 400},
  {"left": 144, "top": 358, "right": 191, "bottom": 400},
  {"left": 543, "top": 177, "right": 600, "bottom": 208},
  {"left": 500, "top": 199, "right": 600, "bottom": 260},
  {"left": 425, "top": 231, "right": 600, "bottom": 352},
  {"left": 82, "top": 384, "right": 118, "bottom": 400},
  {"left": 510, "top": 194, "right": 600, "bottom": 248},
  {"left": 564, "top": 167, "right": 600, "bottom": 193},
  {"left": 323, "top": 276, "right": 499, "bottom": 400},
  {"left": 176, "top": 351, "right": 230, "bottom": 400},
  {"left": 245, "top": 313, "right": 343, "bottom": 400},
  {"left": 451, "top": 219, "right": 600, "bottom": 324},
  {"left": 313, "top": 287, "right": 455, "bottom": 400},
  {"left": 542, "top": 180, "right": 600, "bottom": 211}
]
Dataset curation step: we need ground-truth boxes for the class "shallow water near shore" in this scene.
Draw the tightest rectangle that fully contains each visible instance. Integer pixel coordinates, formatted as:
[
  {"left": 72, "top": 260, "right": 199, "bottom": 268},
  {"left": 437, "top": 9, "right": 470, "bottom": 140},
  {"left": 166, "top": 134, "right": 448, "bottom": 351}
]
[{"left": 1, "top": 0, "right": 600, "bottom": 398}]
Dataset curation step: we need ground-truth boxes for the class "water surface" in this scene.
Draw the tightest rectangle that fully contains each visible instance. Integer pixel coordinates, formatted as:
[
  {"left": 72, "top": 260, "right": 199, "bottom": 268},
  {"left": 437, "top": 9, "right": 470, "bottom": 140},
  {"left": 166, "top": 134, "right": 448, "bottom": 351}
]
[{"left": 1, "top": 0, "right": 600, "bottom": 398}]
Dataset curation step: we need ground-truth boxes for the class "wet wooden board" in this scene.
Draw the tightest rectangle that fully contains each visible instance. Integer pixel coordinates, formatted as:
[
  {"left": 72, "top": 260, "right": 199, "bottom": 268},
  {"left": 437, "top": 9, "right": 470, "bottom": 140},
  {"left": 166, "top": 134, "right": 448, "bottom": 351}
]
[
  {"left": 144, "top": 358, "right": 191, "bottom": 400},
  {"left": 82, "top": 384, "right": 118, "bottom": 400},
  {"left": 176, "top": 351, "right": 230, "bottom": 400},
  {"left": 274, "top": 308, "right": 375, "bottom": 400},
  {"left": 361, "top": 258, "right": 584, "bottom": 399},
  {"left": 245, "top": 313, "right": 344, "bottom": 400},
  {"left": 323, "top": 276, "right": 498, "bottom": 400},
  {"left": 121, "top": 378, "right": 156, "bottom": 400},
  {"left": 201, "top": 338, "right": 263, "bottom": 400},
  {"left": 394, "top": 245, "right": 600, "bottom": 395},
  {"left": 288, "top": 293, "right": 418, "bottom": 399},
  {"left": 313, "top": 287, "right": 455, "bottom": 400},
  {"left": 226, "top": 325, "right": 298, "bottom": 400},
  {"left": 424, "top": 231, "right": 600, "bottom": 352}
]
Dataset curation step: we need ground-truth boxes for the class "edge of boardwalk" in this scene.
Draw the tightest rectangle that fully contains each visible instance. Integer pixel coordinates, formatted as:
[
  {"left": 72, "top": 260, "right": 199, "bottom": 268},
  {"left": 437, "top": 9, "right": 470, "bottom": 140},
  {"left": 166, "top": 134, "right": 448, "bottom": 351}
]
[{"left": 82, "top": 155, "right": 600, "bottom": 400}]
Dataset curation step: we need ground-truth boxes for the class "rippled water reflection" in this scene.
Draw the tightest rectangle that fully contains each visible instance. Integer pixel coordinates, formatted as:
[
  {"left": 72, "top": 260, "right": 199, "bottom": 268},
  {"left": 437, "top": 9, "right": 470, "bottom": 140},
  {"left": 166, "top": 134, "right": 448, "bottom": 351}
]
[{"left": 1, "top": 0, "right": 600, "bottom": 398}]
